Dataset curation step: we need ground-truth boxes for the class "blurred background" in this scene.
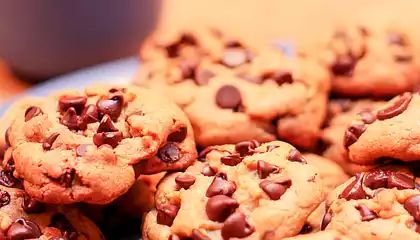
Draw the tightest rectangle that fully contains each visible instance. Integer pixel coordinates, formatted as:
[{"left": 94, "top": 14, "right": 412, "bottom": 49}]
[{"left": 1, "top": 0, "right": 419, "bottom": 104}]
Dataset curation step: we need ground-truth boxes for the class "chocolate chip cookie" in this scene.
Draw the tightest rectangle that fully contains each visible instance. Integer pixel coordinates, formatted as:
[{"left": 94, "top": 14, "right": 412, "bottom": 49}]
[
  {"left": 321, "top": 99, "right": 385, "bottom": 174},
  {"left": 7, "top": 84, "right": 197, "bottom": 204},
  {"left": 0, "top": 175, "right": 104, "bottom": 239},
  {"left": 323, "top": 167, "right": 420, "bottom": 239},
  {"left": 135, "top": 30, "right": 330, "bottom": 149},
  {"left": 344, "top": 92, "right": 420, "bottom": 166},
  {"left": 142, "top": 140, "right": 324, "bottom": 240},
  {"left": 323, "top": 25, "right": 420, "bottom": 97}
]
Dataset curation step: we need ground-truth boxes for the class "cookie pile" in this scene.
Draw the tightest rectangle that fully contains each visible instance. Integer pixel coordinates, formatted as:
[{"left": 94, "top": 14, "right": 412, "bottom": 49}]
[{"left": 1, "top": 25, "right": 420, "bottom": 240}]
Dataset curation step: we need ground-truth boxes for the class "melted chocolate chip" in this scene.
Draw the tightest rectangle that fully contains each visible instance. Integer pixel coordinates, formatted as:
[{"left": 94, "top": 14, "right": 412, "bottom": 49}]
[
  {"left": 206, "top": 195, "right": 239, "bottom": 222},
  {"left": 96, "top": 95, "right": 123, "bottom": 121},
  {"left": 43, "top": 133, "right": 60, "bottom": 151},
  {"left": 388, "top": 172, "right": 415, "bottom": 190},
  {"left": 221, "top": 212, "right": 254, "bottom": 240},
  {"left": 404, "top": 195, "right": 420, "bottom": 222},
  {"left": 388, "top": 33, "right": 408, "bottom": 46},
  {"left": 50, "top": 214, "right": 78, "bottom": 240},
  {"left": 299, "top": 223, "right": 313, "bottom": 234},
  {"left": 220, "top": 154, "right": 242, "bottom": 166},
  {"left": 7, "top": 218, "right": 42, "bottom": 240},
  {"left": 0, "top": 189, "right": 10, "bottom": 207},
  {"left": 198, "top": 147, "right": 213, "bottom": 161},
  {"left": 225, "top": 40, "right": 243, "bottom": 48},
  {"left": 343, "top": 122, "right": 366, "bottom": 149},
  {"left": 339, "top": 173, "right": 369, "bottom": 200},
  {"left": 330, "top": 55, "right": 356, "bottom": 76},
  {"left": 221, "top": 49, "right": 249, "bottom": 68},
  {"left": 0, "top": 170, "right": 22, "bottom": 189},
  {"left": 259, "top": 179, "right": 292, "bottom": 200},
  {"left": 60, "top": 168, "right": 75, "bottom": 188},
  {"left": 263, "top": 70, "right": 294, "bottom": 85},
  {"left": 376, "top": 93, "right": 413, "bottom": 120},
  {"left": 60, "top": 107, "right": 80, "bottom": 130},
  {"left": 79, "top": 104, "right": 100, "bottom": 128},
  {"left": 287, "top": 149, "right": 307, "bottom": 164},
  {"left": 93, "top": 131, "right": 123, "bottom": 148},
  {"left": 235, "top": 140, "right": 260, "bottom": 156},
  {"left": 22, "top": 194, "right": 44, "bottom": 213},
  {"left": 97, "top": 115, "right": 119, "bottom": 133},
  {"left": 201, "top": 164, "right": 216, "bottom": 177},
  {"left": 109, "top": 88, "right": 126, "bottom": 93},
  {"left": 168, "top": 127, "right": 188, "bottom": 142},
  {"left": 355, "top": 205, "right": 377, "bottom": 221},
  {"left": 364, "top": 169, "right": 389, "bottom": 189},
  {"left": 25, "top": 106, "right": 43, "bottom": 122},
  {"left": 179, "top": 60, "right": 197, "bottom": 79},
  {"left": 157, "top": 204, "right": 180, "bottom": 226},
  {"left": 358, "top": 111, "right": 376, "bottom": 124},
  {"left": 321, "top": 211, "right": 332, "bottom": 230},
  {"left": 5, "top": 127, "right": 11, "bottom": 147},
  {"left": 192, "top": 229, "right": 210, "bottom": 240},
  {"left": 175, "top": 174, "right": 196, "bottom": 189},
  {"left": 257, "top": 160, "right": 280, "bottom": 179},
  {"left": 215, "top": 85, "right": 242, "bottom": 110},
  {"left": 206, "top": 173, "right": 237, "bottom": 198},
  {"left": 158, "top": 143, "right": 181, "bottom": 162},
  {"left": 58, "top": 96, "right": 87, "bottom": 113},
  {"left": 194, "top": 69, "right": 215, "bottom": 85}
]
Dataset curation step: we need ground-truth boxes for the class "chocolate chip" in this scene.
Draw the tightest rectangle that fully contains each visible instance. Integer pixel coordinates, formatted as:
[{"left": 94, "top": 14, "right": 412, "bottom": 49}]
[
  {"left": 93, "top": 131, "right": 123, "bottom": 148},
  {"left": 376, "top": 93, "right": 413, "bottom": 120},
  {"left": 7, "top": 218, "right": 41, "bottom": 240},
  {"left": 225, "top": 40, "right": 243, "bottom": 48},
  {"left": 175, "top": 174, "right": 196, "bottom": 189},
  {"left": 388, "top": 172, "right": 415, "bottom": 190},
  {"left": 339, "top": 173, "right": 370, "bottom": 200},
  {"left": 221, "top": 212, "right": 254, "bottom": 240},
  {"left": 97, "top": 95, "right": 123, "bottom": 122},
  {"left": 355, "top": 205, "right": 377, "bottom": 221},
  {"left": 206, "top": 195, "right": 239, "bottom": 222},
  {"left": 194, "top": 69, "right": 215, "bottom": 85},
  {"left": 179, "top": 33, "right": 197, "bottom": 45},
  {"left": 97, "top": 115, "right": 118, "bottom": 133},
  {"left": 158, "top": 143, "right": 181, "bottom": 162},
  {"left": 168, "top": 127, "right": 188, "bottom": 142},
  {"left": 192, "top": 229, "right": 210, "bottom": 240},
  {"left": 330, "top": 55, "right": 356, "bottom": 76},
  {"left": 109, "top": 88, "right": 126, "bottom": 93},
  {"left": 22, "top": 194, "right": 44, "bottom": 213},
  {"left": 299, "top": 223, "right": 313, "bottom": 234},
  {"left": 201, "top": 164, "right": 216, "bottom": 177},
  {"left": 50, "top": 214, "right": 78, "bottom": 240},
  {"left": 263, "top": 70, "right": 294, "bottom": 85},
  {"left": 235, "top": 140, "right": 260, "bottom": 157},
  {"left": 0, "top": 189, "right": 10, "bottom": 207},
  {"left": 287, "top": 149, "right": 307, "bottom": 164},
  {"left": 79, "top": 104, "right": 100, "bottom": 128},
  {"left": 58, "top": 96, "right": 87, "bottom": 113},
  {"left": 5, "top": 127, "right": 11, "bottom": 147},
  {"left": 358, "top": 111, "right": 376, "bottom": 124},
  {"left": 388, "top": 33, "right": 408, "bottom": 46},
  {"left": 60, "top": 107, "right": 80, "bottom": 130},
  {"left": 404, "top": 195, "right": 420, "bottom": 222},
  {"left": 215, "top": 85, "right": 242, "bottom": 110},
  {"left": 364, "top": 169, "right": 389, "bottom": 189},
  {"left": 257, "top": 160, "right": 280, "bottom": 179},
  {"left": 157, "top": 204, "right": 179, "bottom": 226},
  {"left": 321, "top": 211, "right": 332, "bottom": 230},
  {"left": 43, "top": 133, "right": 60, "bottom": 151},
  {"left": 25, "top": 106, "right": 43, "bottom": 122},
  {"left": 395, "top": 53, "right": 413, "bottom": 62},
  {"left": 76, "top": 144, "right": 89, "bottom": 157},
  {"left": 206, "top": 172, "right": 237, "bottom": 198},
  {"left": 259, "top": 179, "right": 291, "bottom": 200},
  {"left": 0, "top": 170, "right": 22, "bottom": 189},
  {"left": 3, "top": 156, "right": 15, "bottom": 173},
  {"left": 343, "top": 122, "right": 366, "bottom": 149},
  {"left": 60, "top": 168, "right": 75, "bottom": 188},
  {"left": 198, "top": 147, "right": 214, "bottom": 161},
  {"left": 221, "top": 154, "right": 242, "bottom": 166},
  {"left": 221, "top": 49, "right": 248, "bottom": 68}
]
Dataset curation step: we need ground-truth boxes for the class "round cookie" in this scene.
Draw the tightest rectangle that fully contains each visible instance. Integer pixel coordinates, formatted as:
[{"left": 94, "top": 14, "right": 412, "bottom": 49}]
[
  {"left": 322, "top": 167, "right": 420, "bottom": 239},
  {"left": 303, "top": 153, "right": 349, "bottom": 194},
  {"left": 7, "top": 84, "right": 197, "bottom": 204},
  {"left": 0, "top": 175, "right": 104, "bottom": 239},
  {"left": 345, "top": 92, "right": 420, "bottom": 165},
  {"left": 321, "top": 99, "right": 385, "bottom": 174},
  {"left": 142, "top": 140, "right": 324, "bottom": 240},
  {"left": 135, "top": 29, "right": 330, "bottom": 149},
  {"left": 323, "top": 24, "right": 420, "bottom": 97},
  {"left": 284, "top": 230, "right": 350, "bottom": 240}
]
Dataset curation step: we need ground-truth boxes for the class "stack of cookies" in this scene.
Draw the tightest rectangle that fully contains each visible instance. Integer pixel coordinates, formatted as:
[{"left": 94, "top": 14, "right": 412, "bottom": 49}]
[{"left": 1, "top": 24, "right": 420, "bottom": 240}]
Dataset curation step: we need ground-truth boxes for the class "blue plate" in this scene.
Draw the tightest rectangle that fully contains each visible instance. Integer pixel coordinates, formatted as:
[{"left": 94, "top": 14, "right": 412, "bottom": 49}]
[{"left": 0, "top": 57, "right": 139, "bottom": 116}]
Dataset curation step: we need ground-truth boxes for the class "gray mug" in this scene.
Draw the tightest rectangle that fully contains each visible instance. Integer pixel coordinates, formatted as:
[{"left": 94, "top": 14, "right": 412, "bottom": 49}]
[{"left": 0, "top": 0, "right": 160, "bottom": 81}]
